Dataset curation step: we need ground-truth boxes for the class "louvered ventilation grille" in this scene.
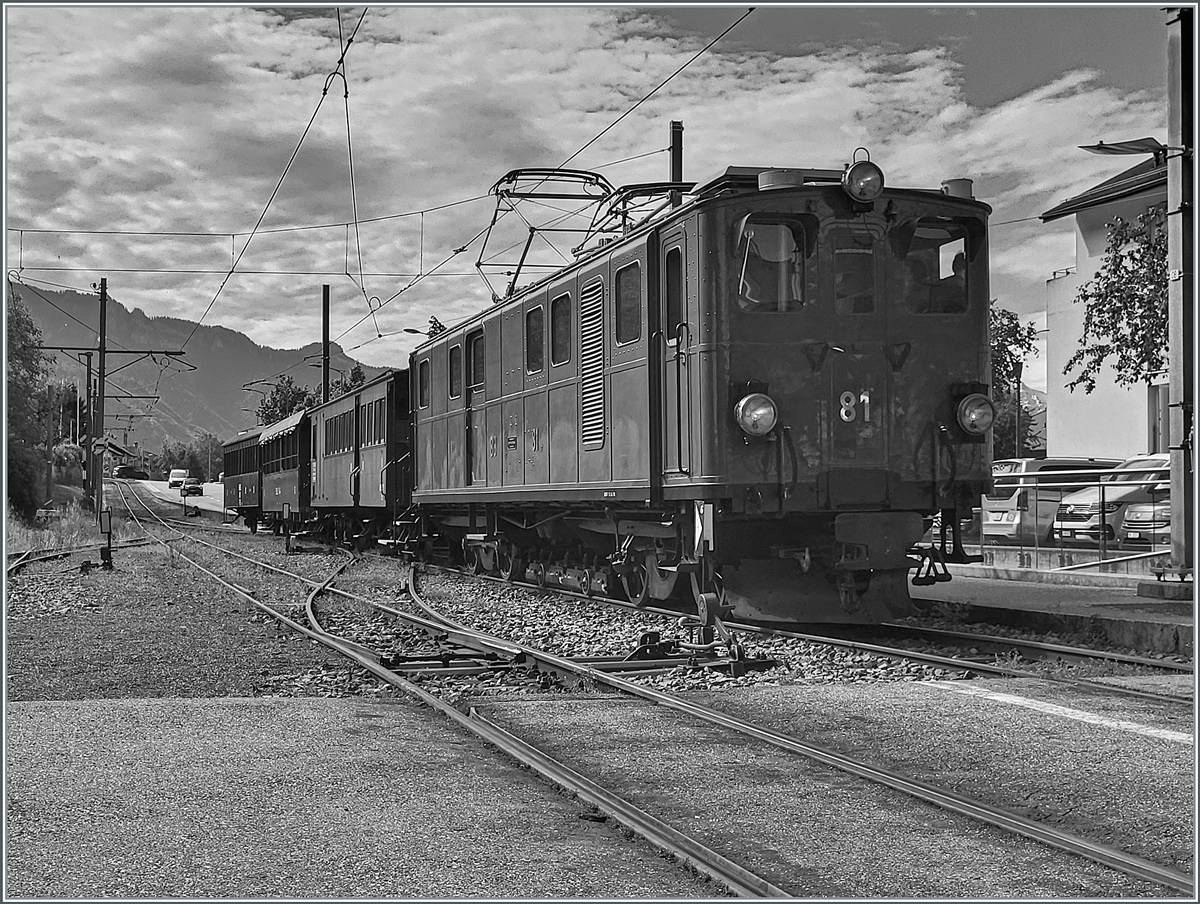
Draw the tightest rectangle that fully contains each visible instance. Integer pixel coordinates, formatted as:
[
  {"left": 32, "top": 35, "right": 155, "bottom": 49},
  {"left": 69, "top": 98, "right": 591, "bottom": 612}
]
[{"left": 579, "top": 279, "right": 606, "bottom": 448}]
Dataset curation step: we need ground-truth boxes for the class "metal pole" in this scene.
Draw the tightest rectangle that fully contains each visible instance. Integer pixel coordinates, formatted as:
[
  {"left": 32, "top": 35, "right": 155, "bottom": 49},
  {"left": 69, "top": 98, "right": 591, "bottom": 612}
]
[
  {"left": 1014, "top": 360, "right": 1023, "bottom": 458},
  {"left": 83, "top": 352, "right": 92, "bottom": 503},
  {"left": 669, "top": 120, "right": 684, "bottom": 208},
  {"left": 322, "top": 284, "right": 331, "bottom": 404},
  {"left": 1167, "top": 7, "right": 1194, "bottom": 576},
  {"left": 95, "top": 279, "right": 107, "bottom": 524}
]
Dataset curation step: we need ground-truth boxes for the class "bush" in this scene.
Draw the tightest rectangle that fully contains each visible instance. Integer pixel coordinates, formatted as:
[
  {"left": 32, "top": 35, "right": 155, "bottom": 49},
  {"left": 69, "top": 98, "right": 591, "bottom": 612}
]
[{"left": 7, "top": 443, "right": 46, "bottom": 523}]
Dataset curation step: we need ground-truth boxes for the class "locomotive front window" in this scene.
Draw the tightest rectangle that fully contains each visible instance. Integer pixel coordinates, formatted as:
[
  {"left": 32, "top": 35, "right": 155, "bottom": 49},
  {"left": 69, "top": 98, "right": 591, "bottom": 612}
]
[
  {"left": 736, "top": 216, "right": 814, "bottom": 312},
  {"left": 449, "top": 345, "right": 462, "bottom": 399},
  {"left": 832, "top": 228, "right": 876, "bottom": 314},
  {"left": 615, "top": 262, "right": 641, "bottom": 344},
  {"left": 526, "top": 306, "right": 544, "bottom": 373},
  {"left": 897, "top": 220, "right": 970, "bottom": 314},
  {"left": 551, "top": 294, "right": 571, "bottom": 365}
]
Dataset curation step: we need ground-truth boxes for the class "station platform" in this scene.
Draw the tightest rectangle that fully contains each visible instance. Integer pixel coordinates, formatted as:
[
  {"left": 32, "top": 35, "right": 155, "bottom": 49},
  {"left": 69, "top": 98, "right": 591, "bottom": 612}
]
[{"left": 912, "top": 565, "right": 1193, "bottom": 656}]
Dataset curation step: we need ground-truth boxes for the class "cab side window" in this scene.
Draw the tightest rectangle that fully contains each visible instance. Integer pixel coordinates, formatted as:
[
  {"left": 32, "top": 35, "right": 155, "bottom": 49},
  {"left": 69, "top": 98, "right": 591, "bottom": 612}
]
[
  {"left": 526, "top": 306, "right": 544, "bottom": 373},
  {"left": 550, "top": 294, "right": 571, "bottom": 365},
  {"left": 615, "top": 263, "right": 641, "bottom": 345}
]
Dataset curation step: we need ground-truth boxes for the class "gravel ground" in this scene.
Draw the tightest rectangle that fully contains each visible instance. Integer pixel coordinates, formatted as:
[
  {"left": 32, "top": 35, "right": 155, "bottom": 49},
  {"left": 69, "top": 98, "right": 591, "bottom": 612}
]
[
  {"left": 6, "top": 697, "right": 724, "bottom": 899},
  {"left": 483, "top": 697, "right": 1179, "bottom": 898}
]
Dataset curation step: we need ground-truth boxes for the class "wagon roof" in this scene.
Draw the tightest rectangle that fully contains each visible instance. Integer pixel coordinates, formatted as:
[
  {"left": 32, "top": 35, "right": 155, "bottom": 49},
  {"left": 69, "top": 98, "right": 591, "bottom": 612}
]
[
  {"left": 221, "top": 428, "right": 263, "bottom": 448},
  {"left": 259, "top": 408, "right": 306, "bottom": 444}
]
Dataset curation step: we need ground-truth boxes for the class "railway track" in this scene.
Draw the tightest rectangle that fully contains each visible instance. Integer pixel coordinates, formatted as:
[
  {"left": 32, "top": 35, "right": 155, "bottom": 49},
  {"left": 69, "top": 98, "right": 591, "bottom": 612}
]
[
  {"left": 416, "top": 559, "right": 1192, "bottom": 706},
  {"left": 76, "top": 494, "right": 1197, "bottom": 894}
]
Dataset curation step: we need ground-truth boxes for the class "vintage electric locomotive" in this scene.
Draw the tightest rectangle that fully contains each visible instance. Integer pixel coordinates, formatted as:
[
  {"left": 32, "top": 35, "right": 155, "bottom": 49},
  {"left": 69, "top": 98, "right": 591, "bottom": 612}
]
[
  {"left": 402, "top": 157, "right": 993, "bottom": 623},
  {"left": 228, "top": 154, "right": 995, "bottom": 624}
]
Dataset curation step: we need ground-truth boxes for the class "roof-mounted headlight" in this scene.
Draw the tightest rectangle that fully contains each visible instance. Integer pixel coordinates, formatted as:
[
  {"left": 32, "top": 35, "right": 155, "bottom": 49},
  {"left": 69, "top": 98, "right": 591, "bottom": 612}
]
[
  {"left": 734, "top": 393, "right": 778, "bottom": 437},
  {"left": 956, "top": 393, "right": 995, "bottom": 435},
  {"left": 842, "top": 160, "right": 884, "bottom": 202}
]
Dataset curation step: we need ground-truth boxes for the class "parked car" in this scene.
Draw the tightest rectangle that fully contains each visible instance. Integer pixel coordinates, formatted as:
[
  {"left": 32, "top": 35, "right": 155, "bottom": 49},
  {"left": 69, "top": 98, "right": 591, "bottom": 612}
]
[
  {"left": 181, "top": 477, "right": 204, "bottom": 497},
  {"left": 112, "top": 464, "right": 150, "bottom": 480},
  {"left": 1117, "top": 495, "right": 1172, "bottom": 550},
  {"left": 168, "top": 468, "right": 188, "bottom": 488},
  {"left": 981, "top": 457, "right": 1122, "bottom": 546},
  {"left": 1052, "top": 453, "right": 1171, "bottom": 548}
]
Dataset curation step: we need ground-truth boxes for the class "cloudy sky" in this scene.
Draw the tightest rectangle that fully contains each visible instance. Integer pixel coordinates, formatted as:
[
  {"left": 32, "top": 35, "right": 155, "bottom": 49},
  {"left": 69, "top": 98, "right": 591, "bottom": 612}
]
[{"left": 6, "top": 4, "right": 1171, "bottom": 392}]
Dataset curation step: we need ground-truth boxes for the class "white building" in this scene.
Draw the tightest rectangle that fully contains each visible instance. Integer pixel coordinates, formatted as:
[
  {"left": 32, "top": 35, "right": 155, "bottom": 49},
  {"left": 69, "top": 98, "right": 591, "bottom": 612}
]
[{"left": 1039, "top": 157, "right": 1169, "bottom": 459}]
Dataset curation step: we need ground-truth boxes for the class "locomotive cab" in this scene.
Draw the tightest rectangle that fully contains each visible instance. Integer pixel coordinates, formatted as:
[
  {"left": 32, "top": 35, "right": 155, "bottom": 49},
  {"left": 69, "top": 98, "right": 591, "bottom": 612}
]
[{"left": 656, "top": 160, "right": 994, "bottom": 621}]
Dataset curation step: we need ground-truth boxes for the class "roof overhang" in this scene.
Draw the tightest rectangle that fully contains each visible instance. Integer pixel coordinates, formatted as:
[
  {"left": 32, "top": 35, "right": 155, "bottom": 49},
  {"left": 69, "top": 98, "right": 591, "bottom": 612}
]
[
  {"left": 1040, "top": 158, "right": 1168, "bottom": 223},
  {"left": 259, "top": 409, "right": 306, "bottom": 444}
]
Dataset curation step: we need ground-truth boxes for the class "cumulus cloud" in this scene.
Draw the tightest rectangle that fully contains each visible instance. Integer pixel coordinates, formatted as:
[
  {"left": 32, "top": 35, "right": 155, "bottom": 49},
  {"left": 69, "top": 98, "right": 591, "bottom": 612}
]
[{"left": 5, "top": 6, "right": 1166, "bottom": 364}]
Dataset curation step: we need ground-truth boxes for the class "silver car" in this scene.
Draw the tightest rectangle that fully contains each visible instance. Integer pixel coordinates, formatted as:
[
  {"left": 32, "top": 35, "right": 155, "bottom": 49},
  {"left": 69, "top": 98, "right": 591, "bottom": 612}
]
[{"left": 1052, "top": 454, "right": 1170, "bottom": 548}]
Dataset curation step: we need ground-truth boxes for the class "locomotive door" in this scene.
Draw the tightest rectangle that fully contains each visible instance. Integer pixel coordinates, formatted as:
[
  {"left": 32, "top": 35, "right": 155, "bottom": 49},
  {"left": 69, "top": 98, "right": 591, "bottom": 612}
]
[
  {"left": 826, "top": 222, "right": 890, "bottom": 505},
  {"left": 660, "top": 230, "right": 690, "bottom": 478},
  {"left": 465, "top": 328, "right": 486, "bottom": 485}
]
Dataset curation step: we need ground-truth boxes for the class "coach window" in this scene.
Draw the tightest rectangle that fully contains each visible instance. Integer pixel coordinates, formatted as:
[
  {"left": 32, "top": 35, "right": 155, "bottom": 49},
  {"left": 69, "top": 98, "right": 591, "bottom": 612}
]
[
  {"left": 665, "top": 247, "right": 683, "bottom": 344},
  {"left": 449, "top": 345, "right": 462, "bottom": 399},
  {"left": 418, "top": 359, "right": 430, "bottom": 408},
  {"left": 615, "top": 262, "right": 641, "bottom": 345},
  {"left": 550, "top": 294, "right": 571, "bottom": 365},
  {"left": 526, "top": 306, "right": 544, "bottom": 374},
  {"left": 467, "top": 330, "right": 485, "bottom": 389},
  {"left": 736, "top": 215, "right": 816, "bottom": 312}
]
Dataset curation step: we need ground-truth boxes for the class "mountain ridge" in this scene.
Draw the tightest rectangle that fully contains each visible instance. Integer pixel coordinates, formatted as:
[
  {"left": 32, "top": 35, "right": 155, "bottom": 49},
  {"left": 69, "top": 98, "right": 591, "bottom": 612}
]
[{"left": 14, "top": 284, "right": 391, "bottom": 448}]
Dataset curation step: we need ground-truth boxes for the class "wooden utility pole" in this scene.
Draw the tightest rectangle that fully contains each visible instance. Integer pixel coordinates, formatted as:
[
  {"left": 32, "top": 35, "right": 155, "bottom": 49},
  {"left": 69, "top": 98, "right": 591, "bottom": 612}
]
[{"left": 1167, "top": 7, "right": 1194, "bottom": 576}]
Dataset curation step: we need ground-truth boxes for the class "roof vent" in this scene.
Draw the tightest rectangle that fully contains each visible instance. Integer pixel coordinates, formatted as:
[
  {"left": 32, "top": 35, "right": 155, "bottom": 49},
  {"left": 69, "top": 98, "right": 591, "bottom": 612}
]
[
  {"left": 758, "top": 169, "right": 807, "bottom": 191},
  {"left": 941, "top": 178, "right": 974, "bottom": 199}
]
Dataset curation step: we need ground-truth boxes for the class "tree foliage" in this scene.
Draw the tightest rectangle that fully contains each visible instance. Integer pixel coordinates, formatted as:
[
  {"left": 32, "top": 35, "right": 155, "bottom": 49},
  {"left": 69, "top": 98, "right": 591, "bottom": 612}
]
[
  {"left": 6, "top": 283, "right": 50, "bottom": 444},
  {"left": 256, "top": 375, "right": 319, "bottom": 426},
  {"left": 989, "top": 303, "right": 1038, "bottom": 392},
  {"left": 989, "top": 302, "right": 1041, "bottom": 459},
  {"left": 7, "top": 284, "right": 51, "bottom": 520},
  {"left": 1064, "top": 211, "right": 1168, "bottom": 393}
]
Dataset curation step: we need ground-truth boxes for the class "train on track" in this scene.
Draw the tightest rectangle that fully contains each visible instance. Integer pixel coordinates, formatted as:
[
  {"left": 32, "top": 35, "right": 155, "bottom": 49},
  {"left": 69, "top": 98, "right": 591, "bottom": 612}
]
[{"left": 225, "top": 153, "right": 995, "bottom": 625}]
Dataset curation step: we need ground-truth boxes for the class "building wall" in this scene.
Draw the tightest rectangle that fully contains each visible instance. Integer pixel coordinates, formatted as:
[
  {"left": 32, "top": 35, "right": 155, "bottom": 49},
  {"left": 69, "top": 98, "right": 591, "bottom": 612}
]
[{"left": 1045, "top": 190, "right": 1166, "bottom": 460}]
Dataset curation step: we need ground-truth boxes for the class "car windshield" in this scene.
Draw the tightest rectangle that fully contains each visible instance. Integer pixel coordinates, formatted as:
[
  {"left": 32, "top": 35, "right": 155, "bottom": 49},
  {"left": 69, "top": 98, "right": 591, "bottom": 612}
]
[{"left": 1104, "top": 463, "right": 1169, "bottom": 484}]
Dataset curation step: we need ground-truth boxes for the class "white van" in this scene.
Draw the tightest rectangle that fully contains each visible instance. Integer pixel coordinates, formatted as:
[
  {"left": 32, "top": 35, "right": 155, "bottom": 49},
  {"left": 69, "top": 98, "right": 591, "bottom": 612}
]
[{"left": 168, "top": 469, "right": 188, "bottom": 488}]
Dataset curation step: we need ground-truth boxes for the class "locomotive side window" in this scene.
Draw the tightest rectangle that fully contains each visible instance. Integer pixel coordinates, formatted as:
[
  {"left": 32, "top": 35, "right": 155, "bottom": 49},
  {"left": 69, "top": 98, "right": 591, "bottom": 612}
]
[
  {"left": 448, "top": 345, "right": 462, "bottom": 399},
  {"left": 736, "top": 216, "right": 814, "bottom": 312},
  {"left": 665, "top": 247, "right": 682, "bottom": 343},
  {"left": 614, "top": 263, "right": 641, "bottom": 345},
  {"left": 899, "top": 221, "right": 970, "bottom": 314},
  {"left": 550, "top": 294, "right": 571, "bottom": 365},
  {"left": 418, "top": 359, "right": 430, "bottom": 408},
  {"left": 833, "top": 228, "right": 876, "bottom": 314},
  {"left": 526, "top": 306, "right": 544, "bottom": 373},
  {"left": 467, "top": 330, "right": 485, "bottom": 389}
]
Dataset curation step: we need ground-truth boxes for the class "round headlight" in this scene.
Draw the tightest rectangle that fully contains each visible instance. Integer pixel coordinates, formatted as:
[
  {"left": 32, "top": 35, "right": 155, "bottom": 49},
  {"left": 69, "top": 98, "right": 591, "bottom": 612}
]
[
  {"left": 956, "top": 393, "right": 995, "bottom": 435},
  {"left": 842, "top": 160, "right": 885, "bottom": 202},
  {"left": 734, "top": 393, "right": 778, "bottom": 437}
]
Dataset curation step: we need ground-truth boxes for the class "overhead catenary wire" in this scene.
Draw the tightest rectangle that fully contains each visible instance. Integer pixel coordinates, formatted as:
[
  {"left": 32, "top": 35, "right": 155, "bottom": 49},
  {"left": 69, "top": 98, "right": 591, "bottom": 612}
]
[
  {"left": 180, "top": 7, "right": 369, "bottom": 351},
  {"left": 557, "top": 7, "right": 755, "bottom": 171}
]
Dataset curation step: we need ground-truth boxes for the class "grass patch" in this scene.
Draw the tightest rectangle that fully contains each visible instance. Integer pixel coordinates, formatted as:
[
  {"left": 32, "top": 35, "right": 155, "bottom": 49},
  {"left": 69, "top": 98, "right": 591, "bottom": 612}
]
[{"left": 6, "top": 500, "right": 141, "bottom": 554}]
